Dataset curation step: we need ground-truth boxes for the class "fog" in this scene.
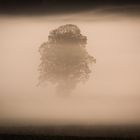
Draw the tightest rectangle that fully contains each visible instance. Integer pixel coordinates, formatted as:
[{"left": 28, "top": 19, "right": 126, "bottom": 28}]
[{"left": 0, "top": 11, "right": 140, "bottom": 126}]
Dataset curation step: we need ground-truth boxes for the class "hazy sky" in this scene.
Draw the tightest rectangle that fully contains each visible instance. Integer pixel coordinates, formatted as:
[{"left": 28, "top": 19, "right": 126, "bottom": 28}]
[{"left": 0, "top": 11, "right": 140, "bottom": 126}]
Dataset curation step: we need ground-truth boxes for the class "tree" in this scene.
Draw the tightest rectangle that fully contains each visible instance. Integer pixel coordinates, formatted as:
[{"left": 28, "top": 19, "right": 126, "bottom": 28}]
[{"left": 38, "top": 24, "right": 96, "bottom": 94}]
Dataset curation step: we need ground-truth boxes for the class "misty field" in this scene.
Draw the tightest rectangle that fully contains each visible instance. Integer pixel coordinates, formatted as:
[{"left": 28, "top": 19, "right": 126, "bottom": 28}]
[{"left": 0, "top": 11, "right": 140, "bottom": 127}]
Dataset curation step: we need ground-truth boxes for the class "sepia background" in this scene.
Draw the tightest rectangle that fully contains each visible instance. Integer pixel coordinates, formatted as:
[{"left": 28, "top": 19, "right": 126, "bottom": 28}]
[{"left": 0, "top": 2, "right": 140, "bottom": 127}]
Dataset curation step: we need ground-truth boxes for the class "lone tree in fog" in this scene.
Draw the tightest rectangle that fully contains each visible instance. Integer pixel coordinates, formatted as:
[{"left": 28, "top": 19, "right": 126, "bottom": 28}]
[{"left": 38, "top": 24, "right": 96, "bottom": 94}]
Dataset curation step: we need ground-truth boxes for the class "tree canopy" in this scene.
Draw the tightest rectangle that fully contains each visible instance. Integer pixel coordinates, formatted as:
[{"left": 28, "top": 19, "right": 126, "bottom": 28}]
[{"left": 38, "top": 24, "right": 96, "bottom": 93}]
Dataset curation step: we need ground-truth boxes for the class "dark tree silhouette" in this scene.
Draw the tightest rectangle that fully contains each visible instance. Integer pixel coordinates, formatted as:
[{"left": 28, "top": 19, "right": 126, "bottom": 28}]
[{"left": 38, "top": 24, "right": 96, "bottom": 94}]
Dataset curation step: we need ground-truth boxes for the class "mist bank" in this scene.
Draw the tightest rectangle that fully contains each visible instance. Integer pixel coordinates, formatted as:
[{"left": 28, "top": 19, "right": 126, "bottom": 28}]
[{"left": 0, "top": 12, "right": 140, "bottom": 126}]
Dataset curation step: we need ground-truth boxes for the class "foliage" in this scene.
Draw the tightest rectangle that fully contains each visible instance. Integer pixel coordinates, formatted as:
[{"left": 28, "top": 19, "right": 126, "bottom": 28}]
[{"left": 38, "top": 24, "right": 96, "bottom": 93}]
